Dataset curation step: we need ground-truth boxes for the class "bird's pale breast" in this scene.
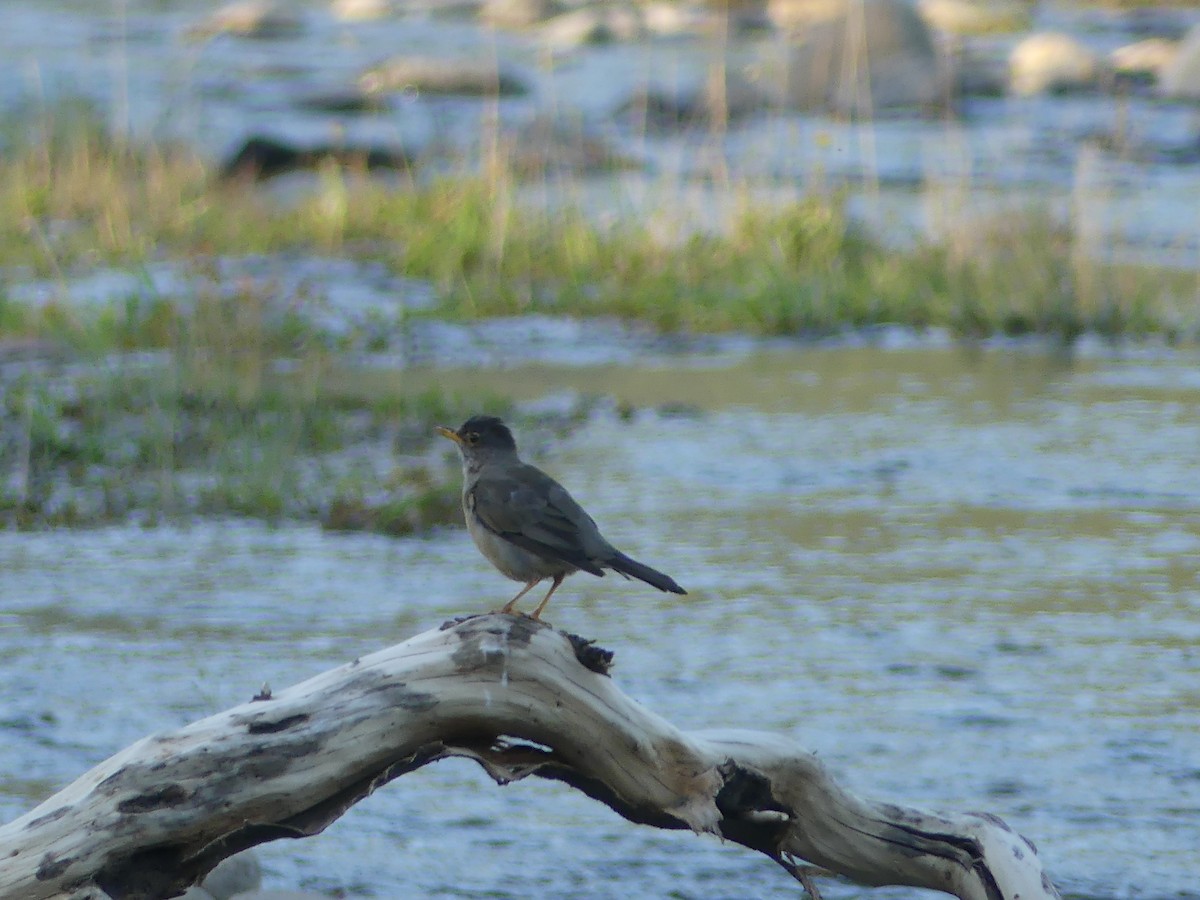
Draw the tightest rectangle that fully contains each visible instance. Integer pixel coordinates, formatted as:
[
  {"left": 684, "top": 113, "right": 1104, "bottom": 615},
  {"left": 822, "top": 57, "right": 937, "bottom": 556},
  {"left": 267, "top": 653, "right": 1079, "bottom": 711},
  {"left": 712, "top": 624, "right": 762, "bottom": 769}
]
[{"left": 463, "top": 491, "right": 576, "bottom": 582}]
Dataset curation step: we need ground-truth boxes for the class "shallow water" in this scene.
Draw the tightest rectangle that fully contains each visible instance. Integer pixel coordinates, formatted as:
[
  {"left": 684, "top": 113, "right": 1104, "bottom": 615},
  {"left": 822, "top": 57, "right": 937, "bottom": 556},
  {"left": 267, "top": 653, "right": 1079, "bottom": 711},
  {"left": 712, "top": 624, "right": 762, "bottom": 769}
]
[{"left": 2, "top": 344, "right": 1198, "bottom": 899}]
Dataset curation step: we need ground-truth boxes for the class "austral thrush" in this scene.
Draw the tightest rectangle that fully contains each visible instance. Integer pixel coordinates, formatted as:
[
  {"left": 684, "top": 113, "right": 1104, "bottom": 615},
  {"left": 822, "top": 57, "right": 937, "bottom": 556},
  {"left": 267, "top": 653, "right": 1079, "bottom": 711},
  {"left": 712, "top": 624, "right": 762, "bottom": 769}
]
[{"left": 437, "top": 415, "right": 686, "bottom": 619}]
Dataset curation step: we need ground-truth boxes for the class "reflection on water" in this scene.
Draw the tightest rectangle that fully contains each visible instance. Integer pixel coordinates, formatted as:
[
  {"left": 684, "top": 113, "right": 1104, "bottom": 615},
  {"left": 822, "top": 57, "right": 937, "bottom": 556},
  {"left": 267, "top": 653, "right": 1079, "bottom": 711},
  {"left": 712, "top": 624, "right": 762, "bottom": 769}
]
[{"left": 2, "top": 345, "right": 1198, "bottom": 899}]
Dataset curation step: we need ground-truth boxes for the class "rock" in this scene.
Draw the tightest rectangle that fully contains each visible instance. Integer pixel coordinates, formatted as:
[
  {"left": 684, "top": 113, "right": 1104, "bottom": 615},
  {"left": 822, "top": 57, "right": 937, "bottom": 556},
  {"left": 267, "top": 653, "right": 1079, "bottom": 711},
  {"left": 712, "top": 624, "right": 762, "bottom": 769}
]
[
  {"left": 726, "top": 1, "right": 776, "bottom": 36},
  {"left": 1009, "top": 32, "right": 1105, "bottom": 96},
  {"left": 917, "top": 0, "right": 1029, "bottom": 36},
  {"left": 766, "top": 0, "right": 852, "bottom": 32},
  {"left": 218, "top": 136, "right": 412, "bottom": 181},
  {"left": 228, "top": 893, "right": 329, "bottom": 900},
  {"left": 202, "top": 852, "right": 262, "bottom": 900},
  {"left": 294, "top": 87, "right": 389, "bottom": 114},
  {"left": 537, "top": 1, "right": 764, "bottom": 46},
  {"left": 1158, "top": 24, "right": 1200, "bottom": 100},
  {"left": 641, "top": 2, "right": 768, "bottom": 39},
  {"left": 616, "top": 66, "right": 768, "bottom": 131},
  {"left": 1111, "top": 37, "right": 1178, "bottom": 86},
  {"left": 479, "top": 0, "right": 561, "bottom": 29},
  {"left": 185, "top": 1, "right": 304, "bottom": 40},
  {"left": 178, "top": 889, "right": 215, "bottom": 900},
  {"left": 769, "top": 0, "right": 943, "bottom": 114},
  {"left": 539, "top": 6, "right": 644, "bottom": 49},
  {"left": 499, "top": 114, "right": 641, "bottom": 175},
  {"left": 358, "top": 56, "right": 530, "bottom": 96},
  {"left": 643, "top": 2, "right": 712, "bottom": 38},
  {"left": 949, "top": 42, "right": 1008, "bottom": 96},
  {"left": 332, "top": 0, "right": 396, "bottom": 20}
]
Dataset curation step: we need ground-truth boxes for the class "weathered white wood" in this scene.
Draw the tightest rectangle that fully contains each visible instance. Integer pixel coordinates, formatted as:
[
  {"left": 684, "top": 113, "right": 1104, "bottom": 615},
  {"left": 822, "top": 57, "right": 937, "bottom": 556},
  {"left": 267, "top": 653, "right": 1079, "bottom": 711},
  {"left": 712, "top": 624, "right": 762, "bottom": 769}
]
[{"left": 0, "top": 615, "right": 1059, "bottom": 900}]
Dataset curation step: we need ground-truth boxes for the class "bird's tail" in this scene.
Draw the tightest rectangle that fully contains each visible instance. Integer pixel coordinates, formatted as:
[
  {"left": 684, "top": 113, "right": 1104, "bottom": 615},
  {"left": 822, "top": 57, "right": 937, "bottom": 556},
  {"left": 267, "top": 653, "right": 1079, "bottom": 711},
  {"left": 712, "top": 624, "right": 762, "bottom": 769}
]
[{"left": 608, "top": 552, "right": 686, "bottom": 594}]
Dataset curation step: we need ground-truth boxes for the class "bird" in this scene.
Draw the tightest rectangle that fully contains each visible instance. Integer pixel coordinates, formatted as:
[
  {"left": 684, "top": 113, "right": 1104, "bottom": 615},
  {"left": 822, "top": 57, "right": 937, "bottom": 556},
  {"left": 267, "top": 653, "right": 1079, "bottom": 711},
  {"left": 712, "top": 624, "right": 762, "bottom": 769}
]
[{"left": 436, "top": 415, "right": 686, "bottom": 620}]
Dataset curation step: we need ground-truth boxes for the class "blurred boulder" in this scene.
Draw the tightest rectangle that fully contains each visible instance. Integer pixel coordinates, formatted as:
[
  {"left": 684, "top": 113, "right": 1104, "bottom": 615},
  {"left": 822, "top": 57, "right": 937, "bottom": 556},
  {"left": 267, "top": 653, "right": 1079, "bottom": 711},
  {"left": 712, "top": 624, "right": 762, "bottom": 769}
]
[
  {"left": 643, "top": 2, "right": 717, "bottom": 38},
  {"left": 1111, "top": 37, "right": 1178, "bottom": 87},
  {"left": 1159, "top": 25, "right": 1200, "bottom": 100},
  {"left": 295, "top": 87, "right": 389, "bottom": 113},
  {"left": 359, "top": 56, "right": 531, "bottom": 96},
  {"left": 1009, "top": 32, "right": 1105, "bottom": 96},
  {"left": 643, "top": 2, "right": 771, "bottom": 38},
  {"left": 765, "top": 0, "right": 852, "bottom": 32},
  {"left": 202, "top": 852, "right": 262, "bottom": 900},
  {"left": 616, "top": 65, "right": 768, "bottom": 131},
  {"left": 917, "top": 0, "right": 1030, "bottom": 36},
  {"left": 540, "top": 2, "right": 766, "bottom": 48},
  {"left": 218, "top": 136, "right": 411, "bottom": 181},
  {"left": 768, "top": 0, "right": 943, "bottom": 114},
  {"left": 540, "top": 6, "right": 644, "bottom": 49},
  {"left": 332, "top": 0, "right": 396, "bottom": 20},
  {"left": 480, "top": 0, "right": 561, "bottom": 28},
  {"left": 948, "top": 42, "right": 1008, "bottom": 96},
  {"left": 185, "top": 1, "right": 304, "bottom": 39},
  {"left": 499, "top": 114, "right": 642, "bottom": 175}
]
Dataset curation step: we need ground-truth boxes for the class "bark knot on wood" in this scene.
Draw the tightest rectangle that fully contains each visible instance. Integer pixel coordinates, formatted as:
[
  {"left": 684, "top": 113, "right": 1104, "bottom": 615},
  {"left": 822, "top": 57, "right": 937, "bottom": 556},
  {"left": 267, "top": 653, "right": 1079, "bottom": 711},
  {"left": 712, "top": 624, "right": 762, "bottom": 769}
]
[
  {"left": 246, "top": 713, "right": 310, "bottom": 735},
  {"left": 35, "top": 852, "right": 70, "bottom": 881},
  {"left": 116, "top": 785, "right": 190, "bottom": 814},
  {"left": 715, "top": 759, "right": 792, "bottom": 848},
  {"left": 564, "top": 632, "right": 614, "bottom": 676}
]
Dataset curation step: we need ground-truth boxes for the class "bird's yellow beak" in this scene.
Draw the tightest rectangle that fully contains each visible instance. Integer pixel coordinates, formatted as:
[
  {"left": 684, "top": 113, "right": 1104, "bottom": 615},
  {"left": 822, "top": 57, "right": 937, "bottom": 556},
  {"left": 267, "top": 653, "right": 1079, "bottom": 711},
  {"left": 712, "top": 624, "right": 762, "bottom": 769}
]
[{"left": 435, "top": 425, "right": 465, "bottom": 445}]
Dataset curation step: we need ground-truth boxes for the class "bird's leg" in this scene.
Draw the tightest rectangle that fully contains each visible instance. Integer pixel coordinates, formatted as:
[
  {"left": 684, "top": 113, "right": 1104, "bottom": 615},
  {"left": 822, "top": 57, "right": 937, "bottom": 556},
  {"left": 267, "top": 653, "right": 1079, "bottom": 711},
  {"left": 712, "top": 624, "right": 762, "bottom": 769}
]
[
  {"left": 529, "top": 574, "right": 565, "bottom": 621},
  {"left": 499, "top": 580, "right": 540, "bottom": 614}
]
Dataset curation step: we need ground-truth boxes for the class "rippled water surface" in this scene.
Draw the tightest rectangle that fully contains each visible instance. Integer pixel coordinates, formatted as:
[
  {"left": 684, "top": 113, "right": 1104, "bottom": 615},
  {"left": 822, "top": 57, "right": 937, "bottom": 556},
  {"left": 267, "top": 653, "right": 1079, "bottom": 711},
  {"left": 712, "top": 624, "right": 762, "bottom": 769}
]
[{"left": 2, "top": 344, "right": 1198, "bottom": 898}]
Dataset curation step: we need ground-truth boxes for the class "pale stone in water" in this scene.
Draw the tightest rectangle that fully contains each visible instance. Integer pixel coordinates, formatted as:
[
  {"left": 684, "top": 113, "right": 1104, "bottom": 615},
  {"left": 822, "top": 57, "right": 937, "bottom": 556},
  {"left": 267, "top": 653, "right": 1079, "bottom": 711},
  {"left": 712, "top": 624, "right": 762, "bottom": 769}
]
[
  {"left": 918, "top": 0, "right": 1030, "bottom": 36},
  {"left": 479, "top": 0, "right": 561, "bottom": 29},
  {"left": 767, "top": 0, "right": 943, "bottom": 113},
  {"left": 185, "top": 1, "right": 304, "bottom": 39},
  {"left": 202, "top": 851, "right": 262, "bottom": 900},
  {"left": 358, "top": 56, "right": 530, "bottom": 96},
  {"left": 539, "top": 6, "right": 644, "bottom": 49},
  {"left": 1111, "top": 37, "right": 1179, "bottom": 82},
  {"left": 1009, "top": 31, "right": 1104, "bottom": 96},
  {"left": 332, "top": 0, "right": 396, "bottom": 20}
]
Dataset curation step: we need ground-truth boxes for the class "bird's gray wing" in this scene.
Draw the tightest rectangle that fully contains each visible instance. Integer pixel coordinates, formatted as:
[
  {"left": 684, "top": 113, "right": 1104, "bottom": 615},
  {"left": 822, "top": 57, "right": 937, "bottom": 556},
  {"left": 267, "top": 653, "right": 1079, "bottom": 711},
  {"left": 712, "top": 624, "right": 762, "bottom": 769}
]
[{"left": 469, "top": 465, "right": 606, "bottom": 576}]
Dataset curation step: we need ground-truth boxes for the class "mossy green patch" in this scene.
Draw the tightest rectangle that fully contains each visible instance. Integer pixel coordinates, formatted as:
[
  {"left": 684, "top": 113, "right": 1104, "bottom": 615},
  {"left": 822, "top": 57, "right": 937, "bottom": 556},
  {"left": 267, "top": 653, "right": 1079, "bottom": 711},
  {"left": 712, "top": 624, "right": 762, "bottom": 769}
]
[{"left": 0, "top": 357, "right": 510, "bottom": 530}]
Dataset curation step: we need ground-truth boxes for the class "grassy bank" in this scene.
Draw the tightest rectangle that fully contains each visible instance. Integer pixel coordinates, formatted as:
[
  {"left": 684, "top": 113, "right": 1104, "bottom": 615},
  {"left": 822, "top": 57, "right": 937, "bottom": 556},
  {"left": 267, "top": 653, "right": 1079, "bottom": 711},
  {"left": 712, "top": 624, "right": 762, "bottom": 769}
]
[
  {"left": 2, "top": 106, "right": 1196, "bottom": 348},
  {"left": 1, "top": 105, "right": 1197, "bottom": 528}
]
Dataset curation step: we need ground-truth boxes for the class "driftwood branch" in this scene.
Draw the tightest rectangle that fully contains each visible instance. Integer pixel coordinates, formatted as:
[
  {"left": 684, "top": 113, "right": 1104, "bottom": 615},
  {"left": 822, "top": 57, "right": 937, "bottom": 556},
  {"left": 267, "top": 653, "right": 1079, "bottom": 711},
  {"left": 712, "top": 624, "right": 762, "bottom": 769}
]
[{"left": 0, "top": 615, "right": 1059, "bottom": 900}]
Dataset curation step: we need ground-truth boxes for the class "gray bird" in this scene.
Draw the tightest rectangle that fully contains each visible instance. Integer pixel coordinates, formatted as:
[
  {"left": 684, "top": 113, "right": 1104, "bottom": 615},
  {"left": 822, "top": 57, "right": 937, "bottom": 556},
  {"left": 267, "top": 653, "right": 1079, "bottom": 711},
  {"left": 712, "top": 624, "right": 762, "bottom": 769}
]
[{"left": 436, "top": 415, "right": 686, "bottom": 620}]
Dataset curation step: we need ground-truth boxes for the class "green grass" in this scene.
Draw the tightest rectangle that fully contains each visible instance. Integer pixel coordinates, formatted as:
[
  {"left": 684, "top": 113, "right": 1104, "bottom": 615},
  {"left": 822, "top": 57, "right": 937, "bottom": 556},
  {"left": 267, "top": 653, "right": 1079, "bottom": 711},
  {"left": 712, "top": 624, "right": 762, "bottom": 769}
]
[
  {"left": 1, "top": 101, "right": 1198, "bottom": 527},
  {"left": 0, "top": 347, "right": 510, "bottom": 529},
  {"left": 1, "top": 101, "right": 1196, "bottom": 349}
]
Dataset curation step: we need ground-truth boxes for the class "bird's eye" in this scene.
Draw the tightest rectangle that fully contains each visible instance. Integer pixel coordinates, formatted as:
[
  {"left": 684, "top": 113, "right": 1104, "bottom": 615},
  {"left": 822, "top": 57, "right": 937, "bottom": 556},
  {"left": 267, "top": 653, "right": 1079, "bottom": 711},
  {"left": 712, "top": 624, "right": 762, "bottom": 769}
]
[{"left": 466, "top": 432, "right": 479, "bottom": 444}]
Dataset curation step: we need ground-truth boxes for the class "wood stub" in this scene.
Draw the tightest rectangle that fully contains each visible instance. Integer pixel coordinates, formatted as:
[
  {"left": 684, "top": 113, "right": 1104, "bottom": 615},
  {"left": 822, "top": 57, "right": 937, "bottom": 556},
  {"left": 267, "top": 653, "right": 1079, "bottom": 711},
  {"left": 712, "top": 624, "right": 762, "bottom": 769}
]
[{"left": 0, "top": 614, "right": 1058, "bottom": 900}]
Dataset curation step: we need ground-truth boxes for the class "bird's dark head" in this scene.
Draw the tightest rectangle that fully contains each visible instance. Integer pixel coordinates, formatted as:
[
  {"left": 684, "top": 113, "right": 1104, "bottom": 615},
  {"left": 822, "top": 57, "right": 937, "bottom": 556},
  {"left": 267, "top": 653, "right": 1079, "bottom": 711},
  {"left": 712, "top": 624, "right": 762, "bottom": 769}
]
[{"left": 436, "top": 415, "right": 518, "bottom": 459}]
